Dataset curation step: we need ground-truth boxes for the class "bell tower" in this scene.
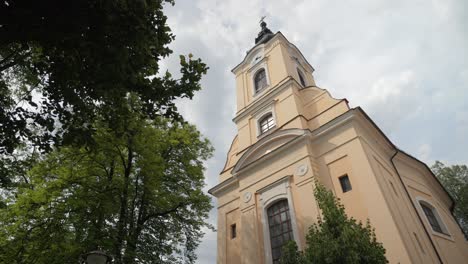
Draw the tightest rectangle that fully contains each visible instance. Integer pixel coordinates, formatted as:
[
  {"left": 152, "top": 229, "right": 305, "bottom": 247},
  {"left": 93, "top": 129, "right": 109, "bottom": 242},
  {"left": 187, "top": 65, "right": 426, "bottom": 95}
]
[
  {"left": 209, "top": 22, "right": 468, "bottom": 264},
  {"left": 230, "top": 21, "right": 318, "bottom": 153}
]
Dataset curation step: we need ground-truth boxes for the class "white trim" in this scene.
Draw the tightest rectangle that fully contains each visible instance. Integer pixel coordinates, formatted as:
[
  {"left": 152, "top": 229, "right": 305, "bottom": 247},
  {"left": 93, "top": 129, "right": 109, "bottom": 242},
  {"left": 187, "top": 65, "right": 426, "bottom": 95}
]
[
  {"left": 259, "top": 176, "right": 300, "bottom": 264},
  {"left": 249, "top": 46, "right": 265, "bottom": 68},
  {"left": 233, "top": 78, "right": 296, "bottom": 123},
  {"left": 257, "top": 112, "right": 276, "bottom": 136},
  {"left": 415, "top": 197, "right": 452, "bottom": 239},
  {"left": 253, "top": 102, "right": 277, "bottom": 137},
  {"left": 208, "top": 177, "right": 238, "bottom": 197},
  {"left": 232, "top": 129, "right": 307, "bottom": 175},
  {"left": 232, "top": 42, "right": 267, "bottom": 74},
  {"left": 231, "top": 32, "right": 314, "bottom": 74}
]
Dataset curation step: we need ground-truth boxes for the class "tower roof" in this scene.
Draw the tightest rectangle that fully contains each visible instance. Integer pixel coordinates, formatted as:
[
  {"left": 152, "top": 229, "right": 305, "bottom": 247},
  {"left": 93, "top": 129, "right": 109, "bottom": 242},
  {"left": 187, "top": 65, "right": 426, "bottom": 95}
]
[{"left": 254, "top": 21, "right": 274, "bottom": 45}]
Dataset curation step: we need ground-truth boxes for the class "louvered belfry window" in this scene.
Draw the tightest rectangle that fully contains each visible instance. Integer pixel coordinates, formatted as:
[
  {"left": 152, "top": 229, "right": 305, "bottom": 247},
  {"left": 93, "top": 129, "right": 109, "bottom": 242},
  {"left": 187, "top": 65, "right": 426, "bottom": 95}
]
[{"left": 267, "top": 199, "right": 294, "bottom": 264}]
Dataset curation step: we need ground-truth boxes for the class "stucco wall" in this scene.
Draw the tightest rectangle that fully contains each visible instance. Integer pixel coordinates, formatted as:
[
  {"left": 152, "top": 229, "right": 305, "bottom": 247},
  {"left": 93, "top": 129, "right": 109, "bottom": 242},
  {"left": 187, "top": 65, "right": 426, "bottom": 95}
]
[{"left": 394, "top": 156, "right": 468, "bottom": 263}]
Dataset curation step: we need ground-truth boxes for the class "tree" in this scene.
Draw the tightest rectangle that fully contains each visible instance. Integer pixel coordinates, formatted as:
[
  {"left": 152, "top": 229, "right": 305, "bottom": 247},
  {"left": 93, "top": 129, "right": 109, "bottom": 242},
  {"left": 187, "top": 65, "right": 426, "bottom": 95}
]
[
  {"left": 0, "top": 0, "right": 208, "bottom": 154},
  {"left": 431, "top": 161, "right": 468, "bottom": 235},
  {"left": 280, "top": 181, "right": 388, "bottom": 264},
  {"left": 280, "top": 241, "right": 306, "bottom": 264},
  {"left": 0, "top": 101, "right": 214, "bottom": 264}
]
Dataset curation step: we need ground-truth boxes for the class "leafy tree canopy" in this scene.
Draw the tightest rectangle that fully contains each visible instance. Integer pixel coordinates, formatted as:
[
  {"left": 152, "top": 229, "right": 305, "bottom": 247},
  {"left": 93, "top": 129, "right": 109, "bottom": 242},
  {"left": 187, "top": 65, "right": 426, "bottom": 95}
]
[
  {"left": 0, "top": 99, "right": 214, "bottom": 264},
  {"left": 280, "top": 181, "right": 388, "bottom": 264},
  {"left": 0, "top": 0, "right": 208, "bottom": 154},
  {"left": 431, "top": 161, "right": 468, "bottom": 235}
]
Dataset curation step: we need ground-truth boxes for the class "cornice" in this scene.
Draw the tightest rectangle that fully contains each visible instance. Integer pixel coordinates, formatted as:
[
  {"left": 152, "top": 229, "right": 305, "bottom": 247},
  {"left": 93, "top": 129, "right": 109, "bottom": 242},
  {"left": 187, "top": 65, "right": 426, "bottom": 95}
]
[
  {"left": 233, "top": 129, "right": 308, "bottom": 175},
  {"left": 207, "top": 176, "right": 238, "bottom": 197},
  {"left": 231, "top": 32, "right": 314, "bottom": 75},
  {"left": 233, "top": 77, "right": 295, "bottom": 123},
  {"left": 393, "top": 151, "right": 452, "bottom": 207},
  {"left": 208, "top": 129, "right": 308, "bottom": 197}
]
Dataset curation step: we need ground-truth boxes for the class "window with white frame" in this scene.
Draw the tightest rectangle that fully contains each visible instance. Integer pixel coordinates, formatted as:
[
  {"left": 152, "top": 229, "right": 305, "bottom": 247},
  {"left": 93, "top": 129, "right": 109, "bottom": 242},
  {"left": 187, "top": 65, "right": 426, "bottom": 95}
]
[
  {"left": 267, "top": 199, "right": 294, "bottom": 264},
  {"left": 259, "top": 113, "right": 275, "bottom": 134},
  {"left": 419, "top": 201, "right": 449, "bottom": 235},
  {"left": 254, "top": 68, "right": 268, "bottom": 93}
]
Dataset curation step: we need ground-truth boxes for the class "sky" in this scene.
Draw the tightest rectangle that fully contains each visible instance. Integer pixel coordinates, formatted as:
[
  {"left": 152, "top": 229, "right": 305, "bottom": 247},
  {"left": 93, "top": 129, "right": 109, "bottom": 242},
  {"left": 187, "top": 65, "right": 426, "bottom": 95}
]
[{"left": 161, "top": 0, "right": 468, "bottom": 262}]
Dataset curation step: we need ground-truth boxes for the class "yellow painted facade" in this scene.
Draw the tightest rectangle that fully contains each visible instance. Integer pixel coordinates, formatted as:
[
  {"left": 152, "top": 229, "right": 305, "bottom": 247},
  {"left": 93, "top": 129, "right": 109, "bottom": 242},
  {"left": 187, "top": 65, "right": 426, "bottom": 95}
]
[{"left": 209, "top": 28, "right": 468, "bottom": 264}]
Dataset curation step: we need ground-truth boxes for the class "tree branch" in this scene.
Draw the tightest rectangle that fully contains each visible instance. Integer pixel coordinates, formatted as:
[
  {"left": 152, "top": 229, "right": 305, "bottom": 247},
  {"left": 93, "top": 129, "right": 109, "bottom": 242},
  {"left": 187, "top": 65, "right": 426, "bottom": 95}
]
[{"left": 143, "top": 202, "right": 187, "bottom": 223}]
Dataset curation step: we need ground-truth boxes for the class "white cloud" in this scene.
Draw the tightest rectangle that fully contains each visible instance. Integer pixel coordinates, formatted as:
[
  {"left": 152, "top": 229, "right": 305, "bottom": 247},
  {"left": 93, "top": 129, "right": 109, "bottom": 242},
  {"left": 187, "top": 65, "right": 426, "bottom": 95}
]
[{"left": 417, "top": 143, "right": 432, "bottom": 164}]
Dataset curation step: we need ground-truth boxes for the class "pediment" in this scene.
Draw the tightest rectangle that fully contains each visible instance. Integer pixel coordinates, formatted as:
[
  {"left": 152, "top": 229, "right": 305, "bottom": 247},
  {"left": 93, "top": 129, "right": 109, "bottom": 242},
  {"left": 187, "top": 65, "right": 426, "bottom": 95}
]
[{"left": 232, "top": 129, "right": 307, "bottom": 174}]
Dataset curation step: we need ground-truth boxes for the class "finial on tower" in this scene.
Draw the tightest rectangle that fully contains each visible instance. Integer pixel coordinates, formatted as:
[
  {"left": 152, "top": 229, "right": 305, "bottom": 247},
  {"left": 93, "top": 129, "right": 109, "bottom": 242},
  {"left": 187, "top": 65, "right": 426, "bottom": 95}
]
[{"left": 255, "top": 16, "right": 274, "bottom": 45}]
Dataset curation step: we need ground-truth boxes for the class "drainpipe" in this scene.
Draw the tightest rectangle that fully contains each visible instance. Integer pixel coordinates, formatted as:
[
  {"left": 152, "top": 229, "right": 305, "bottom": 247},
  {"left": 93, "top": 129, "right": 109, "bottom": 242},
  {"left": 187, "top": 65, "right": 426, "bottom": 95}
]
[{"left": 390, "top": 150, "right": 443, "bottom": 264}]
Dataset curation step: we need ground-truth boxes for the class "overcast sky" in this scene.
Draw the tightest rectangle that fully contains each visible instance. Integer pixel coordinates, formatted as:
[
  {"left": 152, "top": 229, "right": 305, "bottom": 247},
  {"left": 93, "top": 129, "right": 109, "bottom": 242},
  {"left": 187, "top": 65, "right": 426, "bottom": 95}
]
[{"left": 161, "top": 0, "right": 468, "bottom": 262}]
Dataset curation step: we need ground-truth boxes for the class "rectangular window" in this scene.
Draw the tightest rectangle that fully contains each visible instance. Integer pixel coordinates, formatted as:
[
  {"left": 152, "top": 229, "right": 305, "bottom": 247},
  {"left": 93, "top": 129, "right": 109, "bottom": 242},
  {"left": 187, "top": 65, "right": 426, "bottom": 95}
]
[
  {"left": 420, "top": 204, "right": 443, "bottom": 233},
  {"left": 268, "top": 200, "right": 294, "bottom": 264},
  {"left": 259, "top": 113, "right": 275, "bottom": 135},
  {"left": 339, "top": 175, "right": 352, "bottom": 193},
  {"left": 231, "top": 224, "right": 237, "bottom": 239}
]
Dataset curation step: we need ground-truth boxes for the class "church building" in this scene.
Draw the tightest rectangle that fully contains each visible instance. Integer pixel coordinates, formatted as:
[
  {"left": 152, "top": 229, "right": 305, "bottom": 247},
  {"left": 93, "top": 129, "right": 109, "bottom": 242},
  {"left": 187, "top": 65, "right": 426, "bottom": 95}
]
[{"left": 208, "top": 22, "right": 468, "bottom": 264}]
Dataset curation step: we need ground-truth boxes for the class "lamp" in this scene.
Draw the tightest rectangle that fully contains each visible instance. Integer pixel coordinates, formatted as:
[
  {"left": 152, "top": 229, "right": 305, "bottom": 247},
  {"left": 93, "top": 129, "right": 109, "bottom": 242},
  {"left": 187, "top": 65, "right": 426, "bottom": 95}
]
[{"left": 81, "top": 250, "right": 113, "bottom": 264}]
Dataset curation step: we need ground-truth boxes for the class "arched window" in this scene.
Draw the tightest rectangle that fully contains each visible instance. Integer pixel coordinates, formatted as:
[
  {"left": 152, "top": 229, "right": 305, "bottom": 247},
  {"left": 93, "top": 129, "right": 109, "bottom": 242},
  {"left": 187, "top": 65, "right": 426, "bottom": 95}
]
[
  {"left": 297, "top": 69, "right": 306, "bottom": 87},
  {"left": 267, "top": 200, "right": 294, "bottom": 264},
  {"left": 254, "top": 68, "right": 268, "bottom": 92},
  {"left": 259, "top": 113, "right": 275, "bottom": 134},
  {"left": 419, "top": 201, "right": 449, "bottom": 235}
]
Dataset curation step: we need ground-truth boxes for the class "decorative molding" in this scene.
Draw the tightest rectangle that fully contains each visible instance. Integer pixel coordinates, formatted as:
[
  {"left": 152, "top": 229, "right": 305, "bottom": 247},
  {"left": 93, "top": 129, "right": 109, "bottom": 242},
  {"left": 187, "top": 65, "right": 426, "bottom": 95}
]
[
  {"left": 295, "top": 164, "right": 308, "bottom": 177},
  {"left": 258, "top": 176, "right": 301, "bottom": 264},
  {"left": 232, "top": 129, "right": 308, "bottom": 175},
  {"left": 415, "top": 196, "right": 453, "bottom": 241},
  {"left": 243, "top": 192, "right": 252, "bottom": 203},
  {"left": 233, "top": 77, "right": 295, "bottom": 123},
  {"left": 253, "top": 102, "right": 277, "bottom": 138},
  {"left": 295, "top": 177, "right": 314, "bottom": 188},
  {"left": 250, "top": 61, "right": 271, "bottom": 97},
  {"left": 237, "top": 152, "right": 313, "bottom": 193},
  {"left": 393, "top": 152, "right": 453, "bottom": 212},
  {"left": 240, "top": 203, "right": 256, "bottom": 213},
  {"left": 208, "top": 176, "right": 238, "bottom": 197},
  {"left": 231, "top": 32, "right": 314, "bottom": 75},
  {"left": 249, "top": 47, "right": 265, "bottom": 68}
]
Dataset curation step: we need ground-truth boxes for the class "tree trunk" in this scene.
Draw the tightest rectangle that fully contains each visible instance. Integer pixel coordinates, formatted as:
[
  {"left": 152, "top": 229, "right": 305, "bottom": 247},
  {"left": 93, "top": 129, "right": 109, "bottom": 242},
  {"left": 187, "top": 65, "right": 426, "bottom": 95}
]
[{"left": 114, "top": 144, "right": 133, "bottom": 263}]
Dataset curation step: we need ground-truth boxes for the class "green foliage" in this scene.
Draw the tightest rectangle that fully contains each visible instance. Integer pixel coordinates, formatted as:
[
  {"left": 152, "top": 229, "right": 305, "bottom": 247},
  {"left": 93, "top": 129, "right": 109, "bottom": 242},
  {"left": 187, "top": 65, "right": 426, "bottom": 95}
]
[
  {"left": 279, "top": 240, "right": 306, "bottom": 264},
  {"left": 0, "top": 2, "right": 212, "bottom": 262},
  {"left": 280, "top": 181, "right": 388, "bottom": 264},
  {"left": 0, "top": 102, "right": 214, "bottom": 264},
  {"left": 431, "top": 161, "right": 468, "bottom": 235},
  {"left": 0, "top": 0, "right": 208, "bottom": 154}
]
